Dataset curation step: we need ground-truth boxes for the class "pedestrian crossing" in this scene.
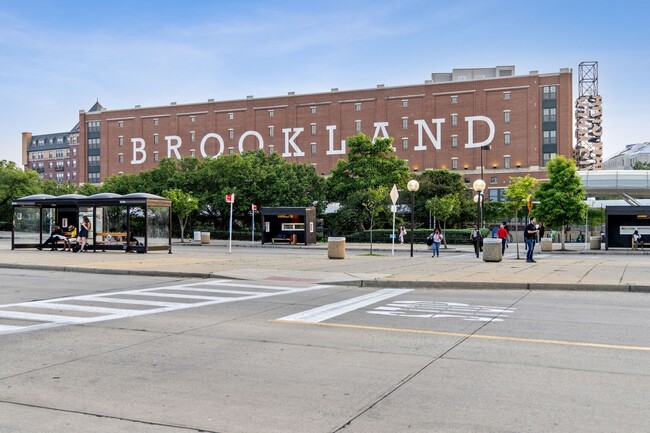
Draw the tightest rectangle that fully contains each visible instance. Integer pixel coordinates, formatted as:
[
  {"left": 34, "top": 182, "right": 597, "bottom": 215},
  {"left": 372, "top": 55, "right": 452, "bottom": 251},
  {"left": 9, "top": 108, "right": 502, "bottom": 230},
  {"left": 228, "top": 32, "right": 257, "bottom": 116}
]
[{"left": 0, "top": 279, "right": 329, "bottom": 336}]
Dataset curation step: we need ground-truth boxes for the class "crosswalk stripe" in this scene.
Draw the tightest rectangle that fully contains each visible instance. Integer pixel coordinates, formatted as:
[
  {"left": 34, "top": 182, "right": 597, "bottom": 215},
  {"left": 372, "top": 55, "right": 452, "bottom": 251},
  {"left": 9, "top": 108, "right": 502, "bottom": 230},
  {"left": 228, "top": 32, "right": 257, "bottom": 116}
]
[{"left": 0, "top": 280, "right": 329, "bottom": 336}]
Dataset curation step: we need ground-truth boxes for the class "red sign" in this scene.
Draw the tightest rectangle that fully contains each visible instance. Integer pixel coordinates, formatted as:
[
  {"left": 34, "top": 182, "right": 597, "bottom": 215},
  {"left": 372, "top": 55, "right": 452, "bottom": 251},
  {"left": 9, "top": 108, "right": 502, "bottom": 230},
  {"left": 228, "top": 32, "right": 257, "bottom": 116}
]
[
  {"left": 225, "top": 193, "right": 234, "bottom": 203},
  {"left": 252, "top": 204, "right": 257, "bottom": 211}
]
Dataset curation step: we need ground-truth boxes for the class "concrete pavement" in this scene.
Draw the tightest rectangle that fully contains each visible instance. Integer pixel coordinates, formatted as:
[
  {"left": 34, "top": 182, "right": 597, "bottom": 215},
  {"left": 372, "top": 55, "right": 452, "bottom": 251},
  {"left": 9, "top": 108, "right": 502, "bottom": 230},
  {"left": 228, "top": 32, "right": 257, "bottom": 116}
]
[{"left": 1, "top": 234, "right": 649, "bottom": 292}]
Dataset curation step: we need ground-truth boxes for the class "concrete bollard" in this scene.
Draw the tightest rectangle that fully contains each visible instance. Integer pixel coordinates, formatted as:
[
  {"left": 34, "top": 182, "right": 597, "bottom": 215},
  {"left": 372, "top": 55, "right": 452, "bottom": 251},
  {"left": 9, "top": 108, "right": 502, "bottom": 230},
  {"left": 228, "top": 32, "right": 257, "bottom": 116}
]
[
  {"left": 590, "top": 236, "right": 601, "bottom": 250},
  {"left": 327, "top": 237, "right": 346, "bottom": 259},
  {"left": 540, "top": 237, "right": 552, "bottom": 252},
  {"left": 482, "top": 238, "right": 502, "bottom": 262}
]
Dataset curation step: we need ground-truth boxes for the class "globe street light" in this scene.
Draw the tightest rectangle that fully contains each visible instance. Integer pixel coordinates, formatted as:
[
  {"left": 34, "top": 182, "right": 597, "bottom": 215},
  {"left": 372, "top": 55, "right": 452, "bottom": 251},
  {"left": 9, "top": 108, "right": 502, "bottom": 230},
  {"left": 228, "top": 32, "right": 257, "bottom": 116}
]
[
  {"left": 473, "top": 179, "right": 486, "bottom": 228},
  {"left": 407, "top": 179, "right": 420, "bottom": 257}
]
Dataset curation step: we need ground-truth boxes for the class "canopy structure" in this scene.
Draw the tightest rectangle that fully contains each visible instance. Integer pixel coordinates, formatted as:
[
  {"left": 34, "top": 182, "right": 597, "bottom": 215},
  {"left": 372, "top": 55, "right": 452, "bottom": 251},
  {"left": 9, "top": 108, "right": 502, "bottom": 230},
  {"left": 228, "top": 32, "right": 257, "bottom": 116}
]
[
  {"left": 579, "top": 170, "right": 650, "bottom": 204},
  {"left": 260, "top": 207, "right": 317, "bottom": 246},
  {"left": 12, "top": 193, "right": 172, "bottom": 253}
]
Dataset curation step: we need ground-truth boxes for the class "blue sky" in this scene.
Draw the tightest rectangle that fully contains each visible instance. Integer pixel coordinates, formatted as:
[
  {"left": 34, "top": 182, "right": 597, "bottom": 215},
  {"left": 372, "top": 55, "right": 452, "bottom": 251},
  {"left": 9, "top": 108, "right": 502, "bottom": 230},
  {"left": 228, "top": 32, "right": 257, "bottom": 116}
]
[{"left": 1, "top": 0, "right": 648, "bottom": 166}]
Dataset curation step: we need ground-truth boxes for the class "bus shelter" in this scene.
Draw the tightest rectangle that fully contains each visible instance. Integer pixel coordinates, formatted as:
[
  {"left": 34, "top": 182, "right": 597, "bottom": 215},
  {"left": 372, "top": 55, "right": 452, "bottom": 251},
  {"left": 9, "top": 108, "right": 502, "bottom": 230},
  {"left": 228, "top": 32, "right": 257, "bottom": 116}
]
[
  {"left": 12, "top": 193, "right": 172, "bottom": 253},
  {"left": 260, "top": 207, "right": 317, "bottom": 245},
  {"left": 605, "top": 206, "right": 650, "bottom": 249}
]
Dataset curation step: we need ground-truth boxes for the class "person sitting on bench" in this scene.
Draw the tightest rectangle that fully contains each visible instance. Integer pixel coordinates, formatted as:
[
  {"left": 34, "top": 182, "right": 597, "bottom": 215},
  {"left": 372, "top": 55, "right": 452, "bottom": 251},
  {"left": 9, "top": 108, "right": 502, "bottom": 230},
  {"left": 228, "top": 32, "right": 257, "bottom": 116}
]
[
  {"left": 40, "top": 225, "right": 65, "bottom": 250},
  {"left": 63, "top": 225, "right": 77, "bottom": 252},
  {"left": 633, "top": 230, "right": 644, "bottom": 250}
]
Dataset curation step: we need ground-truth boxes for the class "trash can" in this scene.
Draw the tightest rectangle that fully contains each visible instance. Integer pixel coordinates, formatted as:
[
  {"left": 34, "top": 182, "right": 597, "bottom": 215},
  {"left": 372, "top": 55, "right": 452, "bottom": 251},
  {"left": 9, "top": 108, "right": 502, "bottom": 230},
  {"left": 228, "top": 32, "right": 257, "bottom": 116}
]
[
  {"left": 590, "top": 236, "right": 601, "bottom": 250},
  {"left": 540, "top": 237, "right": 552, "bottom": 252},
  {"left": 482, "top": 237, "right": 502, "bottom": 262},
  {"left": 201, "top": 231, "right": 210, "bottom": 245},
  {"left": 194, "top": 231, "right": 201, "bottom": 242},
  {"left": 327, "top": 237, "right": 346, "bottom": 259}
]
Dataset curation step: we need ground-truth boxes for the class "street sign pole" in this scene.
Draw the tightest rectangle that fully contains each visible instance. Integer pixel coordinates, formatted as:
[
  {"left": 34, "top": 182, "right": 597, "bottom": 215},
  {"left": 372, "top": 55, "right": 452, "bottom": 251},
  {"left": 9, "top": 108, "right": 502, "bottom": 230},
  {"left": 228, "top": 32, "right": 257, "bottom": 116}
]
[
  {"left": 226, "top": 194, "right": 235, "bottom": 254},
  {"left": 390, "top": 184, "right": 399, "bottom": 256},
  {"left": 251, "top": 204, "right": 256, "bottom": 245}
]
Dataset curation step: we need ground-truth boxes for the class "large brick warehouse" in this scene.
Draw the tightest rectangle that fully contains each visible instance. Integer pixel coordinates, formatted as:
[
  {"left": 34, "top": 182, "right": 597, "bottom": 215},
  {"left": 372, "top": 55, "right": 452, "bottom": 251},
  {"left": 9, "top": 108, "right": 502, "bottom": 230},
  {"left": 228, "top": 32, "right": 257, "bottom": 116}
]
[{"left": 22, "top": 66, "right": 573, "bottom": 201}]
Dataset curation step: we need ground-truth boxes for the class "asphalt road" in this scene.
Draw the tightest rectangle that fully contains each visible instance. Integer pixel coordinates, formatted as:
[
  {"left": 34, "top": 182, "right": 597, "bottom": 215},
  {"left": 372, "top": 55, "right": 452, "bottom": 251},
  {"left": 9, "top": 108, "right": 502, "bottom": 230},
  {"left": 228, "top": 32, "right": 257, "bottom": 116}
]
[{"left": 1, "top": 269, "right": 649, "bottom": 433}]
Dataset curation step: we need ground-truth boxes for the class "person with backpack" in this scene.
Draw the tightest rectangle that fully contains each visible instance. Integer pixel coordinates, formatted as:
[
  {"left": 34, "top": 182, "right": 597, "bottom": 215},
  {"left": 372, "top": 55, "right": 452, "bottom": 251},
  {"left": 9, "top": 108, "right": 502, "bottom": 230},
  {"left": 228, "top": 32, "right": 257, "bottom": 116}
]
[{"left": 429, "top": 228, "right": 443, "bottom": 257}]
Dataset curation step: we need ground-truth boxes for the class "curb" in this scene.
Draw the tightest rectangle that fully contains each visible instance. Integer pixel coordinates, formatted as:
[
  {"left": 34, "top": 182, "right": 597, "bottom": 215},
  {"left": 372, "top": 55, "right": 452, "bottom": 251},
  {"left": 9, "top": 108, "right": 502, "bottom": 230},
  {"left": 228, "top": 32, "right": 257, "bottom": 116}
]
[{"left": 2, "top": 263, "right": 648, "bottom": 293}]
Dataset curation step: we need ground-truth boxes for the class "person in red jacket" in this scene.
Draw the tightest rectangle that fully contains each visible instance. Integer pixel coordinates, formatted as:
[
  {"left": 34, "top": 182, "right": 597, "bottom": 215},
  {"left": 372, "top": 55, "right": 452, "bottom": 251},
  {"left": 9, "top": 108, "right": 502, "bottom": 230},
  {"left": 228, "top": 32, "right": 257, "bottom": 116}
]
[{"left": 497, "top": 223, "right": 509, "bottom": 255}]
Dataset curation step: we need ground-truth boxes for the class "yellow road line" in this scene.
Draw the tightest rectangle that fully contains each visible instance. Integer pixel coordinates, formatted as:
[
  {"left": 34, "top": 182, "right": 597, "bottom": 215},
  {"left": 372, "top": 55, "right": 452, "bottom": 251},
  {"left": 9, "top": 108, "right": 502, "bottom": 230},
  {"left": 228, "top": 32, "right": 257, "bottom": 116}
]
[{"left": 273, "top": 320, "right": 650, "bottom": 352}]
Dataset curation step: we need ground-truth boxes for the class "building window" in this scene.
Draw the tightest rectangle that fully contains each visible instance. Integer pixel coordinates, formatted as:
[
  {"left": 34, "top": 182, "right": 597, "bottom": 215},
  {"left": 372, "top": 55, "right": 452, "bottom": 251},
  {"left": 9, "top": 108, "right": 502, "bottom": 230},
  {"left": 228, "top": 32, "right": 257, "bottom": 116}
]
[
  {"left": 464, "top": 177, "right": 471, "bottom": 184},
  {"left": 504, "top": 132, "right": 511, "bottom": 145},
  {"left": 543, "top": 130, "right": 557, "bottom": 145},
  {"left": 543, "top": 86, "right": 557, "bottom": 100},
  {"left": 311, "top": 143, "right": 317, "bottom": 155},
  {"left": 190, "top": 149, "right": 195, "bottom": 157},
  {"left": 543, "top": 152, "right": 556, "bottom": 165},
  {"left": 451, "top": 96, "right": 458, "bottom": 104},
  {"left": 310, "top": 106, "right": 317, "bottom": 114},
  {"left": 354, "top": 103, "right": 361, "bottom": 111},
  {"left": 402, "top": 99, "right": 408, "bottom": 108},
  {"left": 190, "top": 116, "right": 195, "bottom": 123},
  {"left": 402, "top": 117, "right": 408, "bottom": 129},
  {"left": 118, "top": 121, "right": 123, "bottom": 128},
  {"left": 228, "top": 129, "right": 234, "bottom": 140},
  {"left": 228, "top": 147, "right": 234, "bottom": 155},
  {"left": 154, "top": 118, "right": 159, "bottom": 125},
  {"left": 504, "top": 110, "right": 511, "bottom": 124},
  {"left": 189, "top": 131, "right": 196, "bottom": 143},
  {"left": 354, "top": 120, "right": 361, "bottom": 133},
  {"left": 451, "top": 114, "right": 458, "bottom": 126},
  {"left": 118, "top": 153, "right": 123, "bottom": 163},
  {"left": 269, "top": 126, "right": 274, "bottom": 137},
  {"left": 311, "top": 123, "right": 317, "bottom": 135},
  {"left": 268, "top": 110, "right": 274, "bottom": 117},
  {"left": 504, "top": 155, "right": 511, "bottom": 169},
  {"left": 268, "top": 145, "right": 274, "bottom": 155},
  {"left": 491, "top": 176, "right": 498, "bottom": 184},
  {"left": 451, "top": 135, "right": 458, "bottom": 148},
  {"left": 154, "top": 134, "right": 159, "bottom": 145},
  {"left": 154, "top": 151, "right": 159, "bottom": 162},
  {"left": 228, "top": 112, "right": 234, "bottom": 120},
  {"left": 451, "top": 157, "right": 458, "bottom": 170},
  {"left": 543, "top": 108, "right": 557, "bottom": 122},
  {"left": 503, "top": 92, "right": 511, "bottom": 100},
  {"left": 402, "top": 138, "right": 408, "bottom": 150},
  {"left": 118, "top": 136, "right": 123, "bottom": 147},
  {"left": 489, "top": 188, "right": 506, "bottom": 202}
]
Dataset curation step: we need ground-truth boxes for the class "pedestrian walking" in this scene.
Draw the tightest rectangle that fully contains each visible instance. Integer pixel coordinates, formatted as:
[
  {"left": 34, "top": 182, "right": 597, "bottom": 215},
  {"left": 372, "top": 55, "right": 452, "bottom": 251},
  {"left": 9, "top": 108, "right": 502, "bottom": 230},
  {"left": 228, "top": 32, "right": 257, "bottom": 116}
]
[
  {"left": 398, "top": 225, "right": 406, "bottom": 244},
  {"left": 497, "top": 223, "right": 508, "bottom": 255},
  {"left": 525, "top": 217, "right": 539, "bottom": 263},
  {"left": 470, "top": 224, "right": 482, "bottom": 258},
  {"left": 431, "top": 228, "right": 443, "bottom": 257},
  {"left": 77, "top": 216, "right": 91, "bottom": 253}
]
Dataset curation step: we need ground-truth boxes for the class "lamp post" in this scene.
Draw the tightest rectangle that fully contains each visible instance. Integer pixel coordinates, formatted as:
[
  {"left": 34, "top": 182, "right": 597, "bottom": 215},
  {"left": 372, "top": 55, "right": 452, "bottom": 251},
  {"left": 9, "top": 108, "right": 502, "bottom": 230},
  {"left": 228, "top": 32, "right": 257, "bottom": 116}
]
[
  {"left": 407, "top": 179, "right": 420, "bottom": 257},
  {"left": 473, "top": 179, "right": 486, "bottom": 228},
  {"left": 479, "top": 144, "right": 490, "bottom": 228}
]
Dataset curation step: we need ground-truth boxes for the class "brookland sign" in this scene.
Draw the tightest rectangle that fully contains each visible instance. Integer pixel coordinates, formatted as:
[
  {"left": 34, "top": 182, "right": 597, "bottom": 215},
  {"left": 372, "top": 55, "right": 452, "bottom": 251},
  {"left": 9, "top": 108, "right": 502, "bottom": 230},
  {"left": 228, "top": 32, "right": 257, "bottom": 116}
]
[{"left": 130, "top": 116, "right": 495, "bottom": 164}]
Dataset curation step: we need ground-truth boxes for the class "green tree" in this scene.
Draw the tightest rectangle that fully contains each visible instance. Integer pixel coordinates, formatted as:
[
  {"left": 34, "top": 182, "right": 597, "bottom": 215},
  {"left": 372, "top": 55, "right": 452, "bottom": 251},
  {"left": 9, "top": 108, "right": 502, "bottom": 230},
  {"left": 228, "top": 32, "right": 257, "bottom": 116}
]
[
  {"left": 327, "top": 133, "right": 409, "bottom": 232},
  {"left": 0, "top": 161, "right": 41, "bottom": 228},
  {"left": 40, "top": 180, "right": 76, "bottom": 196},
  {"left": 415, "top": 169, "right": 469, "bottom": 228},
  {"left": 357, "top": 186, "right": 389, "bottom": 254},
  {"left": 633, "top": 161, "right": 650, "bottom": 170},
  {"left": 164, "top": 188, "right": 199, "bottom": 242},
  {"left": 504, "top": 175, "right": 538, "bottom": 259},
  {"left": 425, "top": 194, "right": 460, "bottom": 248},
  {"left": 535, "top": 156, "right": 587, "bottom": 250}
]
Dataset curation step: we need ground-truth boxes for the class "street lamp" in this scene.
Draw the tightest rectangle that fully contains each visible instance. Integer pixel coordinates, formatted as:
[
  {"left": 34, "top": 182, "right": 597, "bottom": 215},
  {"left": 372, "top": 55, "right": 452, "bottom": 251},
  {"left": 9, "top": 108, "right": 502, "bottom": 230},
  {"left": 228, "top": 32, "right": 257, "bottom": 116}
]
[
  {"left": 473, "top": 179, "right": 486, "bottom": 228},
  {"left": 479, "top": 144, "right": 490, "bottom": 228},
  {"left": 407, "top": 179, "right": 420, "bottom": 257}
]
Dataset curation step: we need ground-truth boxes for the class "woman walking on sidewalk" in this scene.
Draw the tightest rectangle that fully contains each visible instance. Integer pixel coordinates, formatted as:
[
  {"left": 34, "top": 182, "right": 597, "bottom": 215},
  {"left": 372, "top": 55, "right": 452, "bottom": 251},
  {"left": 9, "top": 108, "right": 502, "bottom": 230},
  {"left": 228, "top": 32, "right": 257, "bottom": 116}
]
[
  {"left": 431, "top": 228, "right": 443, "bottom": 257},
  {"left": 470, "top": 225, "right": 482, "bottom": 258}
]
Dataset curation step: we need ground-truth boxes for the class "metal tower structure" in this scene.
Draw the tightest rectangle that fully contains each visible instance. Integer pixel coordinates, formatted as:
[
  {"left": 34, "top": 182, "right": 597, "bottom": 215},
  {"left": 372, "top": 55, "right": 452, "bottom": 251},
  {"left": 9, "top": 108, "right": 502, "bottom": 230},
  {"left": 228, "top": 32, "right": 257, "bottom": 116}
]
[{"left": 575, "top": 61, "right": 603, "bottom": 170}]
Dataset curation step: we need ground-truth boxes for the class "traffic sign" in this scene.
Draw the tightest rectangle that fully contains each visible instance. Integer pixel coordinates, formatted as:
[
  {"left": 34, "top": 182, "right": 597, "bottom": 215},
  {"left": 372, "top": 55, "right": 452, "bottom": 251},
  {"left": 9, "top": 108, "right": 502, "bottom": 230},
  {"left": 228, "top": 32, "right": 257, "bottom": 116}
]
[
  {"left": 390, "top": 184, "right": 399, "bottom": 205},
  {"left": 226, "top": 193, "right": 235, "bottom": 203},
  {"left": 252, "top": 204, "right": 257, "bottom": 211}
]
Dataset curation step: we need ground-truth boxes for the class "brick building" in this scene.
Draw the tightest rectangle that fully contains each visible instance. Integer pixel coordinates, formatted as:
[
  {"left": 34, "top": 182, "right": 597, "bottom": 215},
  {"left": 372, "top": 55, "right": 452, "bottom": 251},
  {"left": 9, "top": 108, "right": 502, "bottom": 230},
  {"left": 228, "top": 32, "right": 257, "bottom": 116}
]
[{"left": 23, "top": 66, "right": 573, "bottom": 201}]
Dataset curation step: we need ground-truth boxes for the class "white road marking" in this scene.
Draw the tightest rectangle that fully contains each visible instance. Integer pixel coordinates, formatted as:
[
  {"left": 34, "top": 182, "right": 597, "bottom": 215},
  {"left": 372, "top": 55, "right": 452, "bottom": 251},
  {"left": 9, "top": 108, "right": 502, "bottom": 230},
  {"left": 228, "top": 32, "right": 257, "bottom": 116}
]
[
  {"left": 368, "top": 300, "right": 515, "bottom": 322},
  {"left": 0, "top": 280, "right": 329, "bottom": 336},
  {"left": 278, "top": 289, "right": 412, "bottom": 323}
]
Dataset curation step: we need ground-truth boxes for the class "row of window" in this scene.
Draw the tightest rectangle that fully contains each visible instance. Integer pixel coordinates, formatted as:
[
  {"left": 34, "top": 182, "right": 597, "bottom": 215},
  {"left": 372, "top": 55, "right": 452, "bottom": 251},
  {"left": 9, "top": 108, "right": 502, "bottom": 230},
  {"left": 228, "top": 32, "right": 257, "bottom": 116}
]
[
  {"left": 32, "top": 160, "right": 77, "bottom": 170},
  {"left": 39, "top": 172, "right": 76, "bottom": 181},
  {"left": 448, "top": 156, "right": 513, "bottom": 171},
  {"left": 30, "top": 148, "right": 74, "bottom": 160}
]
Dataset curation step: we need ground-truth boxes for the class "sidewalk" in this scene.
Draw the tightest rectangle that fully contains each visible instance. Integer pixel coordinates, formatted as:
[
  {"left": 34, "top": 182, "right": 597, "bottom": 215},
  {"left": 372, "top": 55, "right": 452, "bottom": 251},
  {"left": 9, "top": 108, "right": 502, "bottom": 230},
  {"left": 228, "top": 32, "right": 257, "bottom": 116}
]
[{"left": 1, "top": 236, "right": 649, "bottom": 292}]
